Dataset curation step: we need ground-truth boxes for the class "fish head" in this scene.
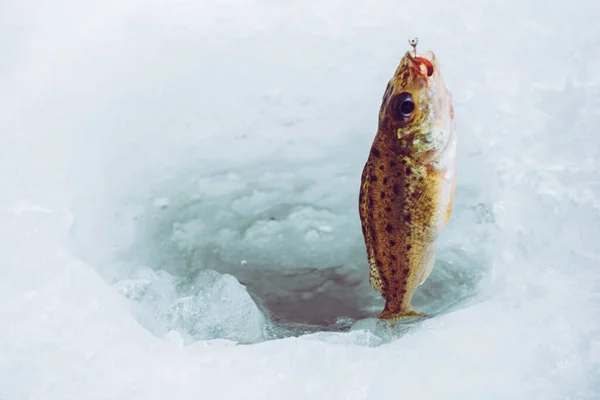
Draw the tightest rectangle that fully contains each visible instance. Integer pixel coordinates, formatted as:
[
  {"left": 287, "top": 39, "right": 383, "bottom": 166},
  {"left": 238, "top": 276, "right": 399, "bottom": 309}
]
[{"left": 379, "top": 50, "right": 455, "bottom": 161}]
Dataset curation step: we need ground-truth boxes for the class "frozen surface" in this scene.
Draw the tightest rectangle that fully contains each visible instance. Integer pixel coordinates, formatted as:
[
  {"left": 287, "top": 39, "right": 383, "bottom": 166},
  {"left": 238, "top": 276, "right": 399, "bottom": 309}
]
[
  {"left": 114, "top": 268, "right": 268, "bottom": 344},
  {"left": 1, "top": 0, "right": 600, "bottom": 398}
]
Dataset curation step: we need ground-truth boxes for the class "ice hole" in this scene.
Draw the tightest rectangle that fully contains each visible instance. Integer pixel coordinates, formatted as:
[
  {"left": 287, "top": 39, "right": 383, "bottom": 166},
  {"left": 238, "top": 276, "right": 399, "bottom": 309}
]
[{"left": 68, "top": 170, "right": 491, "bottom": 344}]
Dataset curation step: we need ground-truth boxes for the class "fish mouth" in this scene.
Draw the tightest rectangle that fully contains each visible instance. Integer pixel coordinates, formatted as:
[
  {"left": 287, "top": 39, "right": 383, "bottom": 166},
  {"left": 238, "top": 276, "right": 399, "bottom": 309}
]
[{"left": 404, "top": 50, "right": 436, "bottom": 78}]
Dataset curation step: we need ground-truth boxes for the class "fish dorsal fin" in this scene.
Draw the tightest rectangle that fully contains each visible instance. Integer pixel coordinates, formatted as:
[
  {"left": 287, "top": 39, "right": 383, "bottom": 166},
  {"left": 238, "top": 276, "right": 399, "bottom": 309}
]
[
  {"left": 360, "top": 163, "right": 385, "bottom": 295},
  {"left": 369, "top": 257, "right": 384, "bottom": 294}
]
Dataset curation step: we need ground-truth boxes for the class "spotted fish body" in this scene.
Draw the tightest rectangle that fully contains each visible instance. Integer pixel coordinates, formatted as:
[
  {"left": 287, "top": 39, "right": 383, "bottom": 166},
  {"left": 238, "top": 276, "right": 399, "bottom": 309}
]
[{"left": 359, "top": 50, "right": 456, "bottom": 320}]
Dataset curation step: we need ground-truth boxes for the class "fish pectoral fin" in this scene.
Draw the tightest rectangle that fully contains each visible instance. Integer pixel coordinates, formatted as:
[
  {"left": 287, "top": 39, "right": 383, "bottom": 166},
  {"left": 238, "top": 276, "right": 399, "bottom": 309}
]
[{"left": 419, "top": 244, "right": 437, "bottom": 285}]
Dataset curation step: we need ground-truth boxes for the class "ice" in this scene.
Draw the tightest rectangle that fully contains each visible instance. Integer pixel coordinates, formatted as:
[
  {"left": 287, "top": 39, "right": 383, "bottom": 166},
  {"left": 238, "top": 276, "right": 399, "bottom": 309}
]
[
  {"left": 299, "top": 329, "right": 383, "bottom": 347},
  {"left": 2, "top": 0, "right": 600, "bottom": 398},
  {"left": 113, "top": 268, "right": 267, "bottom": 344},
  {"left": 172, "top": 270, "right": 267, "bottom": 344}
]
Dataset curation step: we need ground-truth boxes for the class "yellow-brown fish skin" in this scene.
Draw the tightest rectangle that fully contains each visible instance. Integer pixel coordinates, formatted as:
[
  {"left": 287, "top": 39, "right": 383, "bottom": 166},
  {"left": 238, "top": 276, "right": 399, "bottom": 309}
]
[{"left": 359, "top": 50, "right": 456, "bottom": 320}]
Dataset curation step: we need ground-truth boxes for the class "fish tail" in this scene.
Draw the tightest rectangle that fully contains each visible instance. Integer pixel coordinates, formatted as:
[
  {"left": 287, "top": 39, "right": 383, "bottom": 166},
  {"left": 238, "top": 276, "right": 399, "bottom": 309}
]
[{"left": 378, "top": 303, "right": 426, "bottom": 321}]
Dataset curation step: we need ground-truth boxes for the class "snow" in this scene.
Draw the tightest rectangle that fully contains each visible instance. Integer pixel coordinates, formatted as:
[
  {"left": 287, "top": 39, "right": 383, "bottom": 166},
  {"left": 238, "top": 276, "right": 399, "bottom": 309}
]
[{"left": 1, "top": 0, "right": 599, "bottom": 398}]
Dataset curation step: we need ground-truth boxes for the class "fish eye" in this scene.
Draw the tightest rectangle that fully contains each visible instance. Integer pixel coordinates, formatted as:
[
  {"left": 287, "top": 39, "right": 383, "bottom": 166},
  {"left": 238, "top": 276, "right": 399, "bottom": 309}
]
[{"left": 392, "top": 92, "right": 415, "bottom": 121}]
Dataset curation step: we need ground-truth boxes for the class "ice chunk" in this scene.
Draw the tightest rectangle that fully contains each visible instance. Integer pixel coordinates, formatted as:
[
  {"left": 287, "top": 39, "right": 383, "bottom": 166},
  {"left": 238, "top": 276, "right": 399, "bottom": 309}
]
[
  {"left": 116, "top": 268, "right": 267, "bottom": 344},
  {"left": 177, "top": 270, "right": 267, "bottom": 344},
  {"left": 156, "top": 270, "right": 263, "bottom": 343}
]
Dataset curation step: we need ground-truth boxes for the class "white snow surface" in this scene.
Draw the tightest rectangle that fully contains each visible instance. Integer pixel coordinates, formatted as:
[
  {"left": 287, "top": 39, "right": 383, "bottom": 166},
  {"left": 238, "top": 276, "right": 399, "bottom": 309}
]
[{"left": 2, "top": 0, "right": 600, "bottom": 398}]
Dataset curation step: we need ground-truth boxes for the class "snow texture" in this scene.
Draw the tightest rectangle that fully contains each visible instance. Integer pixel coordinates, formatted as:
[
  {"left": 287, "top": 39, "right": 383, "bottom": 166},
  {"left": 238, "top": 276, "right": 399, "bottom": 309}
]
[{"left": 1, "top": 0, "right": 599, "bottom": 398}]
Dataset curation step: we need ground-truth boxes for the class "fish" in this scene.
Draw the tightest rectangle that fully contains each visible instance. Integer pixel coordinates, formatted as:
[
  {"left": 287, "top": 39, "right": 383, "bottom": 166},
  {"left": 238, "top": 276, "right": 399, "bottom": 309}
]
[{"left": 358, "top": 46, "right": 456, "bottom": 321}]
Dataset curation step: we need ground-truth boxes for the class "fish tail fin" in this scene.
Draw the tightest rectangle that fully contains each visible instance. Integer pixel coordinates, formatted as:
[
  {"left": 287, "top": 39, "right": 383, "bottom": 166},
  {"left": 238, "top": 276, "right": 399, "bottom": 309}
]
[{"left": 378, "top": 303, "right": 426, "bottom": 321}]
